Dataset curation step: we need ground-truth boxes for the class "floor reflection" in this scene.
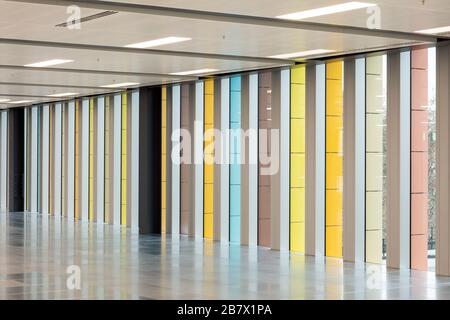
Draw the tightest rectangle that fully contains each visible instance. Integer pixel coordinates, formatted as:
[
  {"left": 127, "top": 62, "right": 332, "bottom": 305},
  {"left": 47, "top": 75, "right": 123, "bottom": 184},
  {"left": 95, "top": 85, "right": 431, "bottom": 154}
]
[{"left": 0, "top": 212, "right": 448, "bottom": 300}]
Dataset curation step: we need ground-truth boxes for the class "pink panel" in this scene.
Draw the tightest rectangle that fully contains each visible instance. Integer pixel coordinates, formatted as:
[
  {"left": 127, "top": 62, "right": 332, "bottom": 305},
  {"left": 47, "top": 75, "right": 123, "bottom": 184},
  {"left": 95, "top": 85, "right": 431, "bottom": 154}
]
[
  {"left": 411, "top": 193, "right": 428, "bottom": 235},
  {"left": 258, "top": 219, "right": 271, "bottom": 247},
  {"left": 412, "top": 49, "right": 428, "bottom": 70},
  {"left": 258, "top": 187, "right": 271, "bottom": 219},
  {"left": 411, "top": 69, "right": 428, "bottom": 110},
  {"left": 411, "top": 152, "right": 428, "bottom": 194},
  {"left": 411, "top": 110, "right": 428, "bottom": 152},
  {"left": 411, "top": 234, "right": 428, "bottom": 271}
]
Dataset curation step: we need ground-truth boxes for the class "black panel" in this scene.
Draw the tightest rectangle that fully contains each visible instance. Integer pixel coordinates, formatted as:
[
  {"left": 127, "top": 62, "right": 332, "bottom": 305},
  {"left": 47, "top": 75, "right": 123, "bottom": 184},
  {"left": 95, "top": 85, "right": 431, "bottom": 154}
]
[
  {"left": 139, "top": 87, "right": 162, "bottom": 234},
  {"left": 8, "top": 108, "right": 24, "bottom": 212}
]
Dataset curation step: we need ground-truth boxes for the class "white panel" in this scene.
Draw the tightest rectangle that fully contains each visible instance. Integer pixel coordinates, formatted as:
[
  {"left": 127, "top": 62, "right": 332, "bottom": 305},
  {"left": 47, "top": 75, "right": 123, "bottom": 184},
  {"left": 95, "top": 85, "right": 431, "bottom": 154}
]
[
  {"left": 171, "top": 85, "right": 181, "bottom": 235},
  {"left": 248, "top": 73, "right": 258, "bottom": 246},
  {"left": 194, "top": 81, "right": 204, "bottom": 239},
  {"left": 221, "top": 77, "right": 230, "bottom": 243},
  {"left": 399, "top": 51, "right": 411, "bottom": 268},
  {"left": 0, "top": 112, "right": 7, "bottom": 212},
  {"left": 355, "top": 58, "right": 366, "bottom": 262},
  {"left": 41, "top": 104, "right": 50, "bottom": 215},
  {"left": 30, "top": 106, "right": 38, "bottom": 213},
  {"left": 54, "top": 103, "right": 62, "bottom": 216},
  {"left": 96, "top": 97, "right": 105, "bottom": 224},
  {"left": 131, "top": 91, "right": 140, "bottom": 231},
  {"left": 81, "top": 99, "right": 89, "bottom": 222},
  {"left": 280, "top": 69, "right": 290, "bottom": 251},
  {"left": 67, "top": 101, "right": 75, "bottom": 220},
  {"left": 315, "top": 64, "right": 326, "bottom": 256},
  {"left": 113, "top": 94, "right": 122, "bottom": 226}
]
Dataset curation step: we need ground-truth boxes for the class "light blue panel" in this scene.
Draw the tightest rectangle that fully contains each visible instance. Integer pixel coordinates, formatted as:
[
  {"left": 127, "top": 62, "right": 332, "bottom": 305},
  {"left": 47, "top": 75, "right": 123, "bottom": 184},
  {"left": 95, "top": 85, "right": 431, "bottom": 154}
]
[
  {"left": 230, "top": 163, "right": 241, "bottom": 185},
  {"left": 230, "top": 185, "right": 241, "bottom": 214},
  {"left": 229, "top": 75, "right": 241, "bottom": 244},
  {"left": 230, "top": 216, "right": 241, "bottom": 243},
  {"left": 230, "top": 92, "right": 241, "bottom": 122},
  {"left": 230, "top": 76, "right": 241, "bottom": 92}
]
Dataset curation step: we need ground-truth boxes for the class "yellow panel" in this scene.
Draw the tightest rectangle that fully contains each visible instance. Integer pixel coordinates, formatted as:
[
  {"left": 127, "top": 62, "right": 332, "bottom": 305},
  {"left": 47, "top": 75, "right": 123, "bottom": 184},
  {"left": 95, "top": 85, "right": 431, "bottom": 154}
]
[
  {"left": 161, "top": 182, "right": 166, "bottom": 209},
  {"left": 290, "top": 222, "right": 305, "bottom": 253},
  {"left": 325, "top": 190, "right": 343, "bottom": 226},
  {"left": 204, "top": 213, "right": 213, "bottom": 239},
  {"left": 290, "top": 188, "right": 305, "bottom": 223},
  {"left": 205, "top": 79, "right": 214, "bottom": 95},
  {"left": 325, "top": 153, "right": 343, "bottom": 190},
  {"left": 204, "top": 81, "right": 214, "bottom": 239},
  {"left": 121, "top": 156, "right": 127, "bottom": 179},
  {"left": 121, "top": 92, "right": 127, "bottom": 226},
  {"left": 365, "top": 230, "right": 382, "bottom": 264},
  {"left": 326, "top": 80, "right": 343, "bottom": 116},
  {"left": 204, "top": 163, "right": 214, "bottom": 184},
  {"left": 326, "top": 226, "right": 342, "bottom": 258},
  {"left": 290, "top": 84, "right": 306, "bottom": 119},
  {"left": 326, "top": 116, "right": 343, "bottom": 153},
  {"left": 204, "top": 96, "right": 214, "bottom": 124},
  {"left": 327, "top": 61, "right": 343, "bottom": 80},
  {"left": 204, "top": 185, "right": 214, "bottom": 213},
  {"left": 161, "top": 155, "right": 167, "bottom": 180},
  {"left": 161, "top": 128, "right": 167, "bottom": 153},
  {"left": 161, "top": 86, "right": 167, "bottom": 100},
  {"left": 290, "top": 153, "right": 305, "bottom": 188},
  {"left": 291, "top": 65, "right": 306, "bottom": 84},
  {"left": 290, "top": 118, "right": 305, "bottom": 153}
]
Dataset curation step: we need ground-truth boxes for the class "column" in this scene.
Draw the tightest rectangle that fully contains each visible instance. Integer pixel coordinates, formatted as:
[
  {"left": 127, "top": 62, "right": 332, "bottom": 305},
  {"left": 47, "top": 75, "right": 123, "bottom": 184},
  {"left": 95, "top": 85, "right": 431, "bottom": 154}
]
[
  {"left": 305, "top": 64, "right": 326, "bottom": 256},
  {"left": 386, "top": 50, "right": 411, "bottom": 269}
]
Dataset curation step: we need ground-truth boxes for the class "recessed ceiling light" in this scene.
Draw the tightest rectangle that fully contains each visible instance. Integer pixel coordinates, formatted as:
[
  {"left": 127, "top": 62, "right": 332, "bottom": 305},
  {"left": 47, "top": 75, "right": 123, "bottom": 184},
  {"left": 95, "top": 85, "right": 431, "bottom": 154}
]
[
  {"left": 101, "top": 82, "right": 140, "bottom": 88},
  {"left": 0, "top": 99, "right": 11, "bottom": 103},
  {"left": 277, "top": 2, "right": 376, "bottom": 20},
  {"left": 24, "top": 59, "right": 74, "bottom": 68},
  {"left": 416, "top": 26, "right": 450, "bottom": 34},
  {"left": 9, "top": 100, "right": 33, "bottom": 104},
  {"left": 47, "top": 92, "right": 79, "bottom": 98},
  {"left": 169, "top": 68, "right": 218, "bottom": 76},
  {"left": 125, "top": 36, "right": 192, "bottom": 49},
  {"left": 269, "top": 49, "right": 336, "bottom": 59}
]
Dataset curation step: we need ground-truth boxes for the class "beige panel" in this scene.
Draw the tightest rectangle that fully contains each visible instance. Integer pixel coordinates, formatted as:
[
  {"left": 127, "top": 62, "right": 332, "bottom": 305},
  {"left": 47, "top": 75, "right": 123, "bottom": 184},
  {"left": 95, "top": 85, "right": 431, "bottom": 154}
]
[
  {"left": 366, "top": 230, "right": 383, "bottom": 263},
  {"left": 366, "top": 153, "right": 384, "bottom": 191},
  {"left": 366, "top": 113, "right": 384, "bottom": 153},
  {"left": 366, "top": 75, "right": 384, "bottom": 113},
  {"left": 366, "top": 56, "right": 383, "bottom": 75},
  {"left": 366, "top": 191, "right": 383, "bottom": 230}
]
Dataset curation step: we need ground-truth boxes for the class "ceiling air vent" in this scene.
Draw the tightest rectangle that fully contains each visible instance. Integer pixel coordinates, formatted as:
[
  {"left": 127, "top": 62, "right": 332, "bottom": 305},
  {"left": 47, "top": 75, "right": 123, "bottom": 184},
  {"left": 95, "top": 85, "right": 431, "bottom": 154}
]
[{"left": 55, "top": 11, "right": 118, "bottom": 28}]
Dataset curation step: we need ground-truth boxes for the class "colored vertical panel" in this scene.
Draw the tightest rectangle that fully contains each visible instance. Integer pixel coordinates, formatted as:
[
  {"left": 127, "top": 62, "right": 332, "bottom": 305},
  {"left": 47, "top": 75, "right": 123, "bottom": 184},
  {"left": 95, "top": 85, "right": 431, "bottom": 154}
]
[
  {"left": 325, "top": 61, "right": 343, "bottom": 258},
  {"left": 365, "top": 55, "right": 385, "bottom": 264},
  {"left": 89, "top": 98, "right": 94, "bottom": 221},
  {"left": 121, "top": 92, "right": 127, "bottom": 226},
  {"left": 204, "top": 79, "right": 214, "bottom": 239},
  {"left": 161, "top": 86, "right": 167, "bottom": 233},
  {"left": 290, "top": 65, "right": 306, "bottom": 252},
  {"left": 411, "top": 48, "right": 429, "bottom": 271},
  {"left": 230, "top": 75, "right": 241, "bottom": 244},
  {"left": 49, "top": 105, "right": 54, "bottom": 215},
  {"left": 74, "top": 100, "right": 80, "bottom": 220},
  {"left": 180, "top": 85, "right": 191, "bottom": 235},
  {"left": 104, "top": 97, "right": 112, "bottom": 224},
  {"left": 258, "top": 72, "right": 272, "bottom": 247}
]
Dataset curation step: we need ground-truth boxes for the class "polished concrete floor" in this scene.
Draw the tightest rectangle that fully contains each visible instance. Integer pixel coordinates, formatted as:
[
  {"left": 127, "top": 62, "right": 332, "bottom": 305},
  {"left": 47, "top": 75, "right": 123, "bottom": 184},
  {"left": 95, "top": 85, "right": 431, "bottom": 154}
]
[{"left": 0, "top": 212, "right": 450, "bottom": 300}]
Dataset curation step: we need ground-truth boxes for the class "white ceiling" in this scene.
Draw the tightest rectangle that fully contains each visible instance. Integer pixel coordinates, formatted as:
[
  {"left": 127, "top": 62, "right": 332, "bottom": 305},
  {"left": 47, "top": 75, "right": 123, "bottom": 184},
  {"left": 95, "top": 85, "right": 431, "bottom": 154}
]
[{"left": 0, "top": 0, "right": 448, "bottom": 108}]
